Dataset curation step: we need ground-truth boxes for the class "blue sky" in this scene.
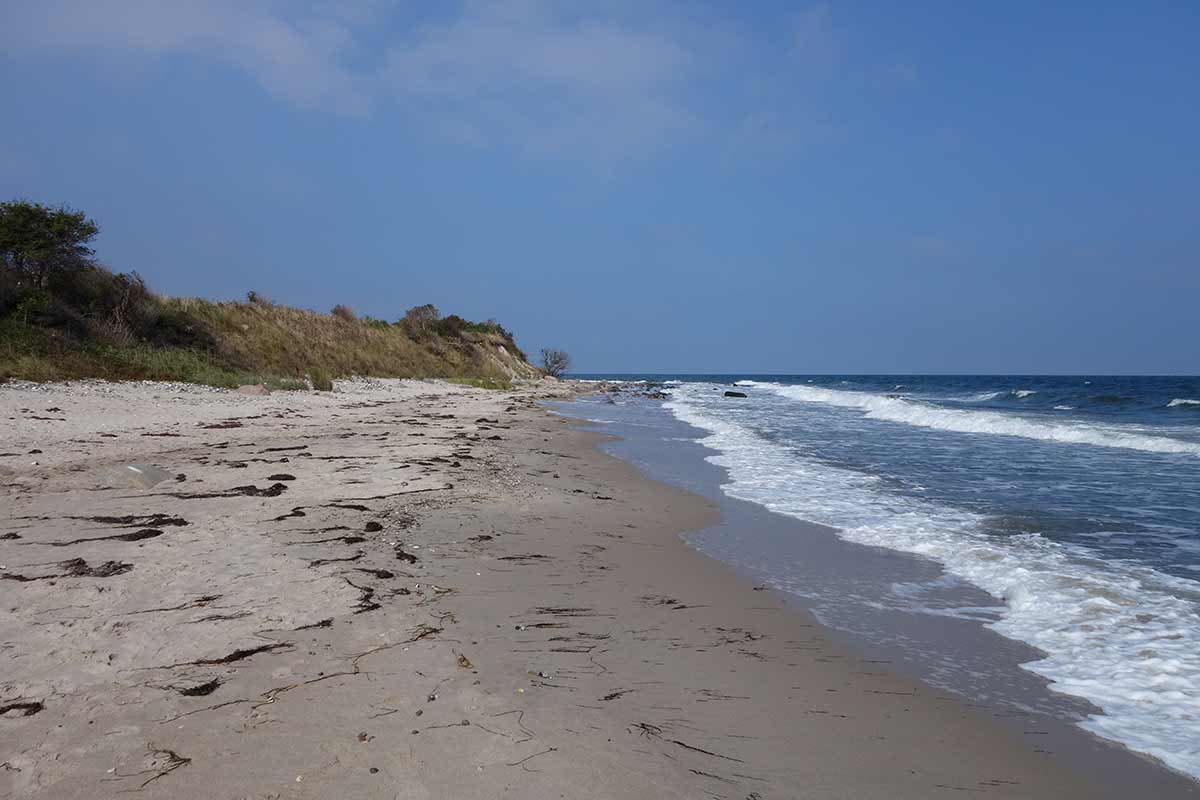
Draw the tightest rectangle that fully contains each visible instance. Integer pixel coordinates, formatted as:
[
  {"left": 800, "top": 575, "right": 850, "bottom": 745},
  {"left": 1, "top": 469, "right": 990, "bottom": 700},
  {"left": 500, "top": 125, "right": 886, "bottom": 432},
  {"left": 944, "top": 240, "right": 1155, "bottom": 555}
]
[{"left": 2, "top": 1, "right": 1197, "bottom": 374}]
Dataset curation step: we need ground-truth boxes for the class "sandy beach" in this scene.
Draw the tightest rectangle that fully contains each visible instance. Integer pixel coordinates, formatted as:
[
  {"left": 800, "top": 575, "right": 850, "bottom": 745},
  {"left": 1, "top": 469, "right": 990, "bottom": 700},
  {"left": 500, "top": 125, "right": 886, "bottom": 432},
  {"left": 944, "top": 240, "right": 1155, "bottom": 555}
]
[{"left": 0, "top": 379, "right": 1191, "bottom": 799}]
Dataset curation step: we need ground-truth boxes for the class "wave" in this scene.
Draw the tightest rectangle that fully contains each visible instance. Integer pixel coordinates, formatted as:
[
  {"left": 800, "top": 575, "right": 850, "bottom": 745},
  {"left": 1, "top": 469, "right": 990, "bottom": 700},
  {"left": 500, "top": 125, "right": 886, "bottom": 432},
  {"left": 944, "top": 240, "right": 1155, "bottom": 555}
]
[
  {"left": 1053, "top": 405, "right": 1076, "bottom": 411},
  {"left": 1169, "top": 398, "right": 1200, "bottom": 408},
  {"left": 665, "top": 392, "right": 1200, "bottom": 779},
  {"left": 740, "top": 382, "right": 1200, "bottom": 455},
  {"left": 1013, "top": 389, "right": 1038, "bottom": 398}
]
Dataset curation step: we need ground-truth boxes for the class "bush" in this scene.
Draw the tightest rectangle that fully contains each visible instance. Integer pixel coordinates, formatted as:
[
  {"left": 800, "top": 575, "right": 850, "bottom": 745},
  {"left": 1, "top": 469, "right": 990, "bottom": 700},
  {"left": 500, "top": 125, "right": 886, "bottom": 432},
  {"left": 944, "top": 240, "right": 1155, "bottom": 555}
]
[
  {"left": 435, "top": 314, "right": 466, "bottom": 337},
  {"left": 331, "top": 304, "right": 356, "bottom": 322},
  {"left": 307, "top": 367, "right": 334, "bottom": 391},
  {"left": 360, "top": 315, "right": 391, "bottom": 330},
  {"left": 540, "top": 348, "right": 570, "bottom": 377},
  {"left": 246, "top": 290, "right": 271, "bottom": 305},
  {"left": 400, "top": 303, "right": 440, "bottom": 338}
]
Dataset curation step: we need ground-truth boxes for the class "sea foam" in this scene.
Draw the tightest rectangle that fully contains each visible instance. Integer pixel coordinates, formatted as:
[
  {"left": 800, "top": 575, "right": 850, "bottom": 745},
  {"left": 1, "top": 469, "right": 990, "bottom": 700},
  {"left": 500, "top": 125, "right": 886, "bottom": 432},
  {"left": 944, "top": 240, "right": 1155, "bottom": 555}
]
[
  {"left": 665, "top": 389, "right": 1200, "bottom": 779},
  {"left": 1169, "top": 398, "right": 1200, "bottom": 408},
  {"left": 741, "top": 382, "right": 1200, "bottom": 455}
]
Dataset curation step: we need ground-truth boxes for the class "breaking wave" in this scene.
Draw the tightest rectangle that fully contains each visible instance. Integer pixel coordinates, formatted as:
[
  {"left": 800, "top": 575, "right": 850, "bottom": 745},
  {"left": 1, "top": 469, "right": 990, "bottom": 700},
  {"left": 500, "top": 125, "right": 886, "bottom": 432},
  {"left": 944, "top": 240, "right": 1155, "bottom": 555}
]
[
  {"left": 741, "top": 383, "right": 1200, "bottom": 455},
  {"left": 665, "top": 391, "right": 1200, "bottom": 779}
]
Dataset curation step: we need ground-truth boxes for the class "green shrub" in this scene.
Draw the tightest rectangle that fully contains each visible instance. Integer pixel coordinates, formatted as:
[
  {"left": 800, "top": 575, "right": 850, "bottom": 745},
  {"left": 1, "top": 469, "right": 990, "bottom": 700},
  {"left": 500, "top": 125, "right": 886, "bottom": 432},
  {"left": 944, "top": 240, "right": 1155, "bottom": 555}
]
[
  {"left": 307, "top": 367, "right": 334, "bottom": 391},
  {"left": 448, "top": 376, "right": 513, "bottom": 390}
]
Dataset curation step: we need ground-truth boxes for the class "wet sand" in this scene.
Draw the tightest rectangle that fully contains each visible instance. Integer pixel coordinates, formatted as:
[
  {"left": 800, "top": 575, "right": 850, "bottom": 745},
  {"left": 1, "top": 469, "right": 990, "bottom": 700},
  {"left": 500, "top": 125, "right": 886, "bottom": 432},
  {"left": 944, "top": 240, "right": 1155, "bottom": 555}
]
[{"left": 0, "top": 379, "right": 1192, "bottom": 798}]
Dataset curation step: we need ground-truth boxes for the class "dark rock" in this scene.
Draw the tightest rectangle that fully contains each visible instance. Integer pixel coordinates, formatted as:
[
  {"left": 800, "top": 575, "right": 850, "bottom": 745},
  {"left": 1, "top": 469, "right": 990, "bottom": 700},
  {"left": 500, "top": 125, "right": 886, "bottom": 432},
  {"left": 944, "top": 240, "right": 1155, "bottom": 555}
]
[{"left": 724, "top": 390, "right": 748, "bottom": 398}]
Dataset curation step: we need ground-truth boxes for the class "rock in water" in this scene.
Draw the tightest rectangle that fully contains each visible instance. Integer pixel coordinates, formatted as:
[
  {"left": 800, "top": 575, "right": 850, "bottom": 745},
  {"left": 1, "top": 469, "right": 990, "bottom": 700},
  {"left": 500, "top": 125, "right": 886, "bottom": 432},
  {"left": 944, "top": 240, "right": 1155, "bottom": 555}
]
[
  {"left": 235, "top": 384, "right": 271, "bottom": 396},
  {"left": 724, "top": 390, "right": 748, "bottom": 398}
]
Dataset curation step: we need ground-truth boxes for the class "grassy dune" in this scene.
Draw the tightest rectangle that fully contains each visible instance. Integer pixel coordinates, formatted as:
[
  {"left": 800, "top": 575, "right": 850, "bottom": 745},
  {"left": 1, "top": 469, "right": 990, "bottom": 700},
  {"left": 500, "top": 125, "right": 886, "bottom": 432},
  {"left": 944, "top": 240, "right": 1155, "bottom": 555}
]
[{"left": 0, "top": 295, "right": 537, "bottom": 388}]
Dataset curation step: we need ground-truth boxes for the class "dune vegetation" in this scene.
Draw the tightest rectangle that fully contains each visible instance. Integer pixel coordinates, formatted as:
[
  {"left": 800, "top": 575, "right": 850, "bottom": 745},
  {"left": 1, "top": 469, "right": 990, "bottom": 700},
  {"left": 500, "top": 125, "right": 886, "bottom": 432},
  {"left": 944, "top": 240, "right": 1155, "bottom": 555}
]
[{"left": 0, "top": 200, "right": 538, "bottom": 388}]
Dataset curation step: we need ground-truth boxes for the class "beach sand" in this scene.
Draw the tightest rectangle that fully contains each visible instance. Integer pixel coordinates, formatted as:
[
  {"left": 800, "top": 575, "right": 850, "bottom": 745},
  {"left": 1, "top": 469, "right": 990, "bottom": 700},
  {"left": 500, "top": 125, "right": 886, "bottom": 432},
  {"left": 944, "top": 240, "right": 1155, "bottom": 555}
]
[{"left": 0, "top": 379, "right": 1191, "bottom": 798}]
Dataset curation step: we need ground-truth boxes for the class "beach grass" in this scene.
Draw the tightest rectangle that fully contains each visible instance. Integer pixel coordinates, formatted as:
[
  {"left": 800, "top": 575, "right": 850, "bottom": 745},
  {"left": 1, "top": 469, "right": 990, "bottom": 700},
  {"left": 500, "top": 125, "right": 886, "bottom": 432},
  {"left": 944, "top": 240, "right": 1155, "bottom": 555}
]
[
  {"left": 0, "top": 291, "right": 536, "bottom": 389},
  {"left": 447, "top": 376, "right": 514, "bottom": 390}
]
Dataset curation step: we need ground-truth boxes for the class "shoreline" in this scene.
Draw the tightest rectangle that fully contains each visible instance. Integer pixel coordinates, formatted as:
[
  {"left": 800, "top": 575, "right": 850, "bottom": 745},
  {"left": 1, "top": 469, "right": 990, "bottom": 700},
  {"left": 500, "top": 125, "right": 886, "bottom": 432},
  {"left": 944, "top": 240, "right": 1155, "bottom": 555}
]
[
  {"left": 559, "top": 393, "right": 1200, "bottom": 796},
  {"left": 0, "top": 379, "right": 1193, "bottom": 797}
]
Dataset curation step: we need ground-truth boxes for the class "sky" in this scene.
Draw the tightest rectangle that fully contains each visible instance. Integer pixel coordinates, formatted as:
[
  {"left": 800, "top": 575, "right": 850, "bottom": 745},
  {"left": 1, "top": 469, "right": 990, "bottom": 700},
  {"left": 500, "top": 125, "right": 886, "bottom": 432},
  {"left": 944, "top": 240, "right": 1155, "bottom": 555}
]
[{"left": 1, "top": 1, "right": 1197, "bottom": 374}]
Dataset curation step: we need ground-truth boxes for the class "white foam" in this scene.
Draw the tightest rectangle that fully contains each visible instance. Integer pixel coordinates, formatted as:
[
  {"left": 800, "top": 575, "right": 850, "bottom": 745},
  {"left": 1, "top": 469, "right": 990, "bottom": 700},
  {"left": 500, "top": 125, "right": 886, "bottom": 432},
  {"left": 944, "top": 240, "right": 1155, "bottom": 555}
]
[
  {"left": 1054, "top": 405, "right": 1076, "bottom": 411},
  {"left": 739, "top": 382, "right": 1200, "bottom": 456},
  {"left": 1169, "top": 399, "right": 1200, "bottom": 408},
  {"left": 665, "top": 389, "right": 1200, "bottom": 779},
  {"left": 1014, "top": 389, "right": 1038, "bottom": 398}
]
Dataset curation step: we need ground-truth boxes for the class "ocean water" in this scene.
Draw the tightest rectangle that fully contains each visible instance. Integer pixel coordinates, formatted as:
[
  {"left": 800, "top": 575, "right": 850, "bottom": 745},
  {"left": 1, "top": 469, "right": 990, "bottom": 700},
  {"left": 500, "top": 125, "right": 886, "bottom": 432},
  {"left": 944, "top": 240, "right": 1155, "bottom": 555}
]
[{"left": 568, "top": 375, "right": 1200, "bottom": 781}]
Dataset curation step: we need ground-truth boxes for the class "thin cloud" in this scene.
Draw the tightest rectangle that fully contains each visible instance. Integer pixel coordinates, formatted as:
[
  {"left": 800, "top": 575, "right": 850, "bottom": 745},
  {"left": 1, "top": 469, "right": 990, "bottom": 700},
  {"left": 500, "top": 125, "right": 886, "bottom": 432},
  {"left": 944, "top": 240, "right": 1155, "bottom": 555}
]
[
  {"left": 382, "top": 1, "right": 698, "bottom": 162},
  {"left": 1, "top": 1, "right": 906, "bottom": 166},
  {"left": 1, "top": 0, "right": 698, "bottom": 161},
  {"left": 0, "top": 0, "right": 371, "bottom": 114}
]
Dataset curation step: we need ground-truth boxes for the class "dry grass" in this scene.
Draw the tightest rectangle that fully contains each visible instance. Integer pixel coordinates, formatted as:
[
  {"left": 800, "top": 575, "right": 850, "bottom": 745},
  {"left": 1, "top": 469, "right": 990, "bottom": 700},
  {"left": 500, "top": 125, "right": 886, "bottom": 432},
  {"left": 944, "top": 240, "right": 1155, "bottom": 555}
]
[{"left": 1, "top": 298, "right": 538, "bottom": 388}]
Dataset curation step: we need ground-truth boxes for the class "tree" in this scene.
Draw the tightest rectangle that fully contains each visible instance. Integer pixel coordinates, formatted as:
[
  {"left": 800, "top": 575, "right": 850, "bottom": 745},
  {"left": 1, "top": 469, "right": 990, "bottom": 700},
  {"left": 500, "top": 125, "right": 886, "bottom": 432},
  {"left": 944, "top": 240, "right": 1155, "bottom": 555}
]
[
  {"left": 401, "top": 303, "right": 440, "bottom": 337},
  {"left": 540, "top": 348, "right": 570, "bottom": 378},
  {"left": 0, "top": 200, "right": 98, "bottom": 288}
]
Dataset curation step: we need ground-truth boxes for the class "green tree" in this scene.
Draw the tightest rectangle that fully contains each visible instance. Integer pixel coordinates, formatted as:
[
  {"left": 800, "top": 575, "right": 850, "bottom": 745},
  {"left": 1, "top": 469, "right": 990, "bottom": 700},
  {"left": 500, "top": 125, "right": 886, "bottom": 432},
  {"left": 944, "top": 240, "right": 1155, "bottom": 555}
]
[{"left": 0, "top": 200, "right": 99, "bottom": 288}]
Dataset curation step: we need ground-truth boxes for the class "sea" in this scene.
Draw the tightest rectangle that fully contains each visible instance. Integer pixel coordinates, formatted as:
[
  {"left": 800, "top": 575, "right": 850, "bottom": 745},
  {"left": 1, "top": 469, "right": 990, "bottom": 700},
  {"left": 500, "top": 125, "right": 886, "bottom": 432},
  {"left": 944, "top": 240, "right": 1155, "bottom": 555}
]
[{"left": 552, "top": 375, "right": 1200, "bottom": 782}]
